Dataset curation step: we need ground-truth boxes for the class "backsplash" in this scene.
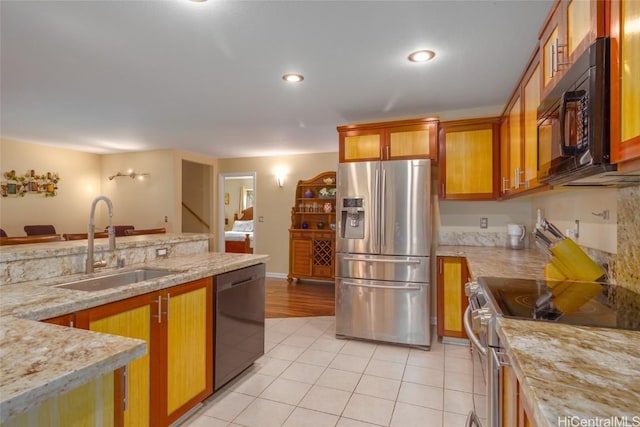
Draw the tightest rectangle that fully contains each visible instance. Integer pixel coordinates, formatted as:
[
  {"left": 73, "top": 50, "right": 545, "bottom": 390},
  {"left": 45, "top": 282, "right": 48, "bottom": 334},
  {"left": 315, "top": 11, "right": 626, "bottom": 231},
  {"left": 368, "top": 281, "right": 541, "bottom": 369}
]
[
  {"left": 616, "top": 185, "right": 640, "bottom": 293},
  {"left": 0, "top": 234, "right": 210, "bottom": 285}
]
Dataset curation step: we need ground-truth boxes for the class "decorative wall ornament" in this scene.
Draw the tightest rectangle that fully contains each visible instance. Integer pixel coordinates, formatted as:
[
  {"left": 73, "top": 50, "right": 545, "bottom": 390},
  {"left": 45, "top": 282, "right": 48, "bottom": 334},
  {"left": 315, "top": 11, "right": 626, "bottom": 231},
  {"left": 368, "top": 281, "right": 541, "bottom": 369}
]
[
  {"left": 1, "top": 170, "right": 60, "bottom": 197},
  {"left": 108, "top": 170, "right": 150, "bottom": 180}
]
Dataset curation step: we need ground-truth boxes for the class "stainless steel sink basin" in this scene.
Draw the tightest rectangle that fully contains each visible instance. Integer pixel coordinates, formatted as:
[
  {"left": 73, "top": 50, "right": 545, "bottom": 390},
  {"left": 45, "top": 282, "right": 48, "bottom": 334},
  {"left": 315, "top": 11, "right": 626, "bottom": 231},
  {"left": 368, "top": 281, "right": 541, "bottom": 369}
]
[{"left": 54, "top": 269, "right": 177, "bottom": 292}]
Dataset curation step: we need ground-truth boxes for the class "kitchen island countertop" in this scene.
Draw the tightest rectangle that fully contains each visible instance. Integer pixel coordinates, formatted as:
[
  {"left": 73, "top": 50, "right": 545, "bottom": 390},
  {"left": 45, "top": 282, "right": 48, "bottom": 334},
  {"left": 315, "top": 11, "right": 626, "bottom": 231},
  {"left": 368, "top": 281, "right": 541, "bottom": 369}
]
[
  {"left": 437, "top": 245, "right": 640, "bottom": 426},
  {"left": 0, "top": 250, "right": 269, "bottom": 423}
]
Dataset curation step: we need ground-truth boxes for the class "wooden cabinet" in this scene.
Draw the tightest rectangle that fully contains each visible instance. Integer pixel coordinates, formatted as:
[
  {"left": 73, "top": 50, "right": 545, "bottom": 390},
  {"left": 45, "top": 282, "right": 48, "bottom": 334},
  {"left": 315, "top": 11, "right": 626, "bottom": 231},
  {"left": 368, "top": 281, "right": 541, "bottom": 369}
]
[
  {"left": 75, "top": 278, "right": 213, "bottom": 427},
  {"left": 338, "top": 118, "right": 439, "bottom": 162},
  {"left": 438, "top": 118, "right": 500, "bottom": 200},
  {"left": 436, "top": 256, "right": 470, "bottom": 339},
  {"left": 502, "top": 364, "right": 537, "bottom": 427},
  {"left": 540, "top": 0, "right": 606, "bottom": 98},
  {"left": 500, "top": 52, "right": 547, "bottom": 197},
  {"left": 288, "top": 171, "right": 336, "bottom": 283},
  {"left": 3, "top": 372, "right": 118, "bottom": 427},
  {"left": 610, "top": 0, "right": 640, "bottom": 170}
]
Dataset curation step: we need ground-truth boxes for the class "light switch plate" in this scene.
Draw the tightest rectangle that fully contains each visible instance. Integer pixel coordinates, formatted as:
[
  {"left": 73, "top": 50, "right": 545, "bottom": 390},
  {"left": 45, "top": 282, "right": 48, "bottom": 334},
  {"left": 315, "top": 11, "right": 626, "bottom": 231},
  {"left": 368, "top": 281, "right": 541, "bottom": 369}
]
[{"left": 480, "top": 218, "right": 488, "bottom": 229}]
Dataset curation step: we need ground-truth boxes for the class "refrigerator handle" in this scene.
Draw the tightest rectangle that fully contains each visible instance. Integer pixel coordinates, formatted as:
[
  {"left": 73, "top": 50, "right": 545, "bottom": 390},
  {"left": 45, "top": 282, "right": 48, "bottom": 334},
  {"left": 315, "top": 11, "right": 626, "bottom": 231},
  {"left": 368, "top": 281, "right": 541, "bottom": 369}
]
[
  {"left": 342, "top": 256, "right": 422, "bottom": 264},
  {"left": 381, "top": 168, "right": 386, "bottom": 249},
  {"left": 343, "top": 281, "right": 422, "bottom": 291},
  {"left": 374, "top": 168, "right": 380, "bottom": 249}
]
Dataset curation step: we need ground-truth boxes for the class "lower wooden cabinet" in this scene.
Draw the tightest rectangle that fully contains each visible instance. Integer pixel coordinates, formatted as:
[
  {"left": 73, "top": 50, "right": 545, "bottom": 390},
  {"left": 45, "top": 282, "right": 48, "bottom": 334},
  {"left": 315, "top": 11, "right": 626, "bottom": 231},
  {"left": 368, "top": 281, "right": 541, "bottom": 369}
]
[
  {"left": 75, "top": 277, "right": 213, "bottom": 427},
  {"left": 503, "top": 363, "right": 536, "bottom": 427},
  {"left": 288, "top": 230, "right": 335, "bottom": 282},
  {"left": 2, "top": 372, "right": 118, "bottom": 427},
  {"left": 436, "top": 256, "right": 470, "bottom": 339}
]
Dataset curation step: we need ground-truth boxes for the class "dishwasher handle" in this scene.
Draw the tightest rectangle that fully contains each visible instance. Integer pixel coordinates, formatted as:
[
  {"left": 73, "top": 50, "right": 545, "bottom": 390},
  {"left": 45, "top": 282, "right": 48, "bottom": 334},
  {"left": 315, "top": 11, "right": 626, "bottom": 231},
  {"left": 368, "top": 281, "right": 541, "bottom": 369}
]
[{"left": 217, "top": 276, "right": 259, "bottom": 292}]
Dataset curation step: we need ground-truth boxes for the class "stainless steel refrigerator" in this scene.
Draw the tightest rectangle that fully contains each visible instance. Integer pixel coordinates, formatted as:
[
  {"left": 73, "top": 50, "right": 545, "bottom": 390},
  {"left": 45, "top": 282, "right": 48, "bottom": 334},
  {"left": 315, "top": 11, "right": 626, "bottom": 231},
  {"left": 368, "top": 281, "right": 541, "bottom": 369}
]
[{"left": 335, "top": 159, "right": 433, "bottom": 349}]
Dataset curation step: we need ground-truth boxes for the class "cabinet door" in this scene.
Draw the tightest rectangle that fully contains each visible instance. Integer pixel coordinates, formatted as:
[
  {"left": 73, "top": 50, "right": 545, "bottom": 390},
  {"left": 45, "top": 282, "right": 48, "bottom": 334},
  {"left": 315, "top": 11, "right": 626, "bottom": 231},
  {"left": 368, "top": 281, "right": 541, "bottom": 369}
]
[
  {"left": 339, "top": 129, "right": 382, "bottom": 162},
  {"left": 565, "top": 0, "right": 605, "bottom": 64},
  {"left": 290, "top": 237, "right": 313, "bottom": 277},
  {"left": 76, "top": 293, "right": 155, "bottom": 427},
  {"left": 387, "top": 122, "right": 438, "bottom": 160},
  {"left": 2, "top": 372, "right": 117, "bottom": 427},
  {"left": 163, "top": 278, "right": 213, "bottom": 424},
  {"left": 508, "top": 96, "right": 523, "bottom": 192},
  {"left": 522, "top": 63, "right": 541, "bottom": 188},
  {"left": 439, "top": 120, "right": 499, "bottom": 200},
  {"left": 610, "top": 0, "right": 640, "bottom": 168},
  {"left": 541, "top": 3, "right": 563, "bottom": 97},
  {"left": 436, "top": 256, "right": 469, "bottom": 339}
]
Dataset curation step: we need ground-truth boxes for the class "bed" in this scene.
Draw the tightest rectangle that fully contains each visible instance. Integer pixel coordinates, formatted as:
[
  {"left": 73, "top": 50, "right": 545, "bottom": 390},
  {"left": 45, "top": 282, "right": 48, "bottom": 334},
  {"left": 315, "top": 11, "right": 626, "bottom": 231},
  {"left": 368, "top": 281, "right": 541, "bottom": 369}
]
[{"left": 225, "top": 207, "right": 254, "bottom": 253}]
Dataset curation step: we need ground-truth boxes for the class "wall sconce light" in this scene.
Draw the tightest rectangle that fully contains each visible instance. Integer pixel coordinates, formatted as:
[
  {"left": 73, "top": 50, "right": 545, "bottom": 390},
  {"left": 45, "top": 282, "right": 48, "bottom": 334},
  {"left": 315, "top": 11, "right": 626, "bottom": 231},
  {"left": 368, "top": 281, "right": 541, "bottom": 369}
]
[
  {"left": 108, "top": 170, "right": 150, "bottom": 181},
  {"left": 276, "top": 174, "right": 285, "bottom": 188}
]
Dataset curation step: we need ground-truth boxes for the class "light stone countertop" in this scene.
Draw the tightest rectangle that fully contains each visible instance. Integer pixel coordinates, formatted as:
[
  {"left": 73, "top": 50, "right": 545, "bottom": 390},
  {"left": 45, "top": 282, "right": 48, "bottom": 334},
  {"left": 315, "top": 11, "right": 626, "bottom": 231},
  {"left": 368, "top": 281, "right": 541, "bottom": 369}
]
[
  {"left": 436, "top": 245, "right": 640, "bottom": 426},
  {"left": 0, "top": 250, "right": 269, "bottom": 423}
]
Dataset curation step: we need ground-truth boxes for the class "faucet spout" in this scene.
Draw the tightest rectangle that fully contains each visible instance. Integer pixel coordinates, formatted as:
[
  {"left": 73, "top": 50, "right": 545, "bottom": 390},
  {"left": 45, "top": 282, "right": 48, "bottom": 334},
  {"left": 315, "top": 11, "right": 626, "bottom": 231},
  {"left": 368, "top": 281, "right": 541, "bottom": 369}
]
[{"left": 86, "top": 195, "right": 116, "bottom": 273}]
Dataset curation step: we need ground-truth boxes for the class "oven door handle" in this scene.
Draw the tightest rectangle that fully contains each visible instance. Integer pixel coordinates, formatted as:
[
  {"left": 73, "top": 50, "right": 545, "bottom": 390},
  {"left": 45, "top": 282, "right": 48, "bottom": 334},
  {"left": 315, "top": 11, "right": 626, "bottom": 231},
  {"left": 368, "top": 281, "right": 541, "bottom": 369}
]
[{"left": 463, "top": 306, "right": 487, "bottom": 357}]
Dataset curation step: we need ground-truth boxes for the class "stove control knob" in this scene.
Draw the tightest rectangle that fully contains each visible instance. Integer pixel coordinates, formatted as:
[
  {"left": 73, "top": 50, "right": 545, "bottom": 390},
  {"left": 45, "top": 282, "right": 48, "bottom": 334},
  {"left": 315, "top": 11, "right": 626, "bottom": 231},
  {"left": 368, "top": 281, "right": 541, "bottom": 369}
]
[
  {"left": 464, "top": 281, "right": 480, "bottom": 297},
  {"left": 471, "top": 308, "right": 492, "bottom": 332}
]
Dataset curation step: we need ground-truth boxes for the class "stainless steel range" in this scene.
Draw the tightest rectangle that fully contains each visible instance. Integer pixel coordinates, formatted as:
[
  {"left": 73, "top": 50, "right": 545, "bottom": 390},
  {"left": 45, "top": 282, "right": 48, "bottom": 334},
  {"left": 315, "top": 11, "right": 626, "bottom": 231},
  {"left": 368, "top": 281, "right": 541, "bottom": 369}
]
[{"left": 464, "top": 276, "right": 640, "bottom": 427}]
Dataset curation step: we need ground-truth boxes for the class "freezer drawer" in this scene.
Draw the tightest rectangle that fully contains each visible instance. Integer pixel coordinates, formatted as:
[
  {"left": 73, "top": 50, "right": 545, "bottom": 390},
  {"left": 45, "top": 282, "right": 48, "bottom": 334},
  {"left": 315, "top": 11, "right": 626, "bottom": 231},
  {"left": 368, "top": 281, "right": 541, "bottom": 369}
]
[
  {"left": 335, "top": 278, "right": 431, "bottom": 347},
  {"left": 336, "top": 253, "right": 430, "bottom": 283}
]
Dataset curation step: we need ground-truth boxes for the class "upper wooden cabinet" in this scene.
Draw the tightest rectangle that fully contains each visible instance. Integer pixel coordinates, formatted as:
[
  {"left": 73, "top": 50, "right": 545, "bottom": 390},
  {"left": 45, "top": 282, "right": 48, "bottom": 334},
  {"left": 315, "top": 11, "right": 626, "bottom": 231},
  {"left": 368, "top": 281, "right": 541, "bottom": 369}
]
[
  {"left": 500, "top": 51, "right": 547, "bottom": 198},
  {"left": 438, "top": 117, "right": 500, "bottom": 200},
  {"left": 610, "top": 0, "right": 640, "bottom": 170},
  {"left": 338, "top": 118, "right": 439, "bottom": 162},
  {"left": 540, "top": 0, "right": 606, "bottom": 98}
]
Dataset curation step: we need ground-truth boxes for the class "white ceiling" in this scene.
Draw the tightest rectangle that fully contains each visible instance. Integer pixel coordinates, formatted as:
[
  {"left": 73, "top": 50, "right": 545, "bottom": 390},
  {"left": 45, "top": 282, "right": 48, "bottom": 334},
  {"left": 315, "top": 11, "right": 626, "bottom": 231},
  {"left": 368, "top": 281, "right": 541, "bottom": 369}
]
[{"left": 1, "top": 0, "right": 553, "bottom": 159}]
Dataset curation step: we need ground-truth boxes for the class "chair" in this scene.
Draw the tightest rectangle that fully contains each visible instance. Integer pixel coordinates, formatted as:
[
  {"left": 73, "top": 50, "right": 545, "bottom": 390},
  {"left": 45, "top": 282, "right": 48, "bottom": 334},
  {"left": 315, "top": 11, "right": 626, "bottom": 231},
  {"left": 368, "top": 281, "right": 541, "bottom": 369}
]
[
  {"left": 24, "top": 225, "right": 57, "bottom": 236},
  {"left": 63, "top": 232, "right": 109, "bottom": 241},
  {"left": 124, "top": 227, "right": 166, "bottom": 236},
  {"left": 0, "top": 235, "right": 63, "bottom": 245},
  {"left": 111, "top": 225, "right": 135, "bottom": 237},
  {"left": 0, "top": 229, "right": 7, "bottom": 238}
]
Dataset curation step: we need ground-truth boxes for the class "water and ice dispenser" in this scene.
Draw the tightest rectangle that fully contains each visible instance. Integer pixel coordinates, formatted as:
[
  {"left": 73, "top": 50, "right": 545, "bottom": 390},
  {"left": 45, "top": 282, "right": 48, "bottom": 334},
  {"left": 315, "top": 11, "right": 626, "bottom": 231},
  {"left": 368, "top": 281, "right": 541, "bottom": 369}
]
[{"left": 340, "top": 198, "right": 365, "bottom": 239}]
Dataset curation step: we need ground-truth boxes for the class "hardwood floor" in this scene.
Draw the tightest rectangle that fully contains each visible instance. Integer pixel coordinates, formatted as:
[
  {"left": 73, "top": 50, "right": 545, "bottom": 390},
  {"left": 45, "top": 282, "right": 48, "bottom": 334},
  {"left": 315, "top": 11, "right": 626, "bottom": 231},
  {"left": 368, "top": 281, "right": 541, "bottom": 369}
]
[{"left": 265, "top": 277, "right": 335, "bottom": 318}]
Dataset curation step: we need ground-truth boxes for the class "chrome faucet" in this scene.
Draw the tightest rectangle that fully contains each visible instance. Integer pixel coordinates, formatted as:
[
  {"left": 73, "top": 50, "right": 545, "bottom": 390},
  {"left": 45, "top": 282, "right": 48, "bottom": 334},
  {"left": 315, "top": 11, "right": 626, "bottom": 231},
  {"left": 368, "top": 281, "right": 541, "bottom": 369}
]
[{"left": 86, "top": 195, "right": 116, "bottom": 273}]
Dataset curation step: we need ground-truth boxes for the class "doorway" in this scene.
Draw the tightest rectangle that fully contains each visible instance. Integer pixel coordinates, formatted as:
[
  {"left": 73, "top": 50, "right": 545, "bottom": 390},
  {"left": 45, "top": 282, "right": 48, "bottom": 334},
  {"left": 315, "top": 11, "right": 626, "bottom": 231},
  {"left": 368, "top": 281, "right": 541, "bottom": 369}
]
[
  {"left": 218, "top": 172, "right": 257, "bottom": 252},
  {"left": 182, "top": 160, "right": 212, "bottom": 233}
]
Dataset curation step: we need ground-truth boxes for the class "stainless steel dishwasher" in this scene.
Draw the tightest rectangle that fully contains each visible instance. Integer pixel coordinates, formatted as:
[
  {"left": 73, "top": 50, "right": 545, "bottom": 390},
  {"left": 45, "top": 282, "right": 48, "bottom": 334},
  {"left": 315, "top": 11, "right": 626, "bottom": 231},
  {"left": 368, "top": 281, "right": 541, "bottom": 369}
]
[{"left": 214, "top": 263, "right": 265, "bottom": 390}]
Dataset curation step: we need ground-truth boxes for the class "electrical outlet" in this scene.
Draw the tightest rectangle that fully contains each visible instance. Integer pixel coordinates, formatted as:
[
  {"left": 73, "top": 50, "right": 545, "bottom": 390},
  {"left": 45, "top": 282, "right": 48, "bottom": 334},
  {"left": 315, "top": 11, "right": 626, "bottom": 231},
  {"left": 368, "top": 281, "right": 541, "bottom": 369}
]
[{"left": 480, "top": 217, "right": 488, "bottom": 229}]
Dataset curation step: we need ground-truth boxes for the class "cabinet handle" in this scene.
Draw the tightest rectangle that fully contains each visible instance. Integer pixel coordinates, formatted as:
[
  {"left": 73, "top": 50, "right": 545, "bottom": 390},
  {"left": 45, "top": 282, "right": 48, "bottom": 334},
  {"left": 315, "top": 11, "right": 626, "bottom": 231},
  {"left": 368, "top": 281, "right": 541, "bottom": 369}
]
[
  {"left": 123, "top": 365, "right": 128, "bottom": 411},
  {"left": 502, "top": 177, "right": 510, "bottom": 193},
  {"left": 154, "top": 295, "right": 162, "bottom": 323},
  {"left": 164, "top": 293, "right": 171, "bottom": 320},
  {"left": 550, "top": 42, "right": 556, "bottom": 77},
  {"left": 386, "top": 145, "right": 390, "bottom": 159},
  {"left": 438, "top": 258, "right": 442, "bottom": 275}
]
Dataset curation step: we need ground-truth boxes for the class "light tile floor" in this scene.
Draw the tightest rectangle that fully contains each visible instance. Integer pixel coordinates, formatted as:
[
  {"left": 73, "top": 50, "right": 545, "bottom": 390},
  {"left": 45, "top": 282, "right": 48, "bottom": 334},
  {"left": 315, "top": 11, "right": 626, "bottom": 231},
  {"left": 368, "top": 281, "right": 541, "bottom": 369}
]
[{"left": 182, "top": 316, "right": 477, "bottom": 427}]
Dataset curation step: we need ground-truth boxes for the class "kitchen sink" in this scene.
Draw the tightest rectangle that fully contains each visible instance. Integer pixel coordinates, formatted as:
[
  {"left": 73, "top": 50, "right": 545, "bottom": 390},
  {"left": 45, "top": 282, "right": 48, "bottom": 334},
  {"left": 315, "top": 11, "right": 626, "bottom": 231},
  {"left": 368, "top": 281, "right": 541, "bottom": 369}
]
[{"left": 54, "top": 269, "right": 178, "bottom": 292}]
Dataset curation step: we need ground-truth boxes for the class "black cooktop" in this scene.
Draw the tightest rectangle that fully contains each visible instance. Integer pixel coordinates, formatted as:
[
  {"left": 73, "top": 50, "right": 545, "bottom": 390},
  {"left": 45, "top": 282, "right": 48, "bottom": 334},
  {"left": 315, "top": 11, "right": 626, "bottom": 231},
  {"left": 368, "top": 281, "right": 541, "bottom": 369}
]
[{"left": 477, "top": 276, "right": 640, "bottom": 331}]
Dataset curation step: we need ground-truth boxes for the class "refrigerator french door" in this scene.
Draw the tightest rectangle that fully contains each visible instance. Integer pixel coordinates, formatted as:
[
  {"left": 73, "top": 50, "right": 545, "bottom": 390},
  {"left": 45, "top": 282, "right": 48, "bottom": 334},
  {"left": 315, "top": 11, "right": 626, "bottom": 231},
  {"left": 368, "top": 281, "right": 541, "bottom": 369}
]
[{"left": 335, "top": 159, "right": 432, "bottom": 348}]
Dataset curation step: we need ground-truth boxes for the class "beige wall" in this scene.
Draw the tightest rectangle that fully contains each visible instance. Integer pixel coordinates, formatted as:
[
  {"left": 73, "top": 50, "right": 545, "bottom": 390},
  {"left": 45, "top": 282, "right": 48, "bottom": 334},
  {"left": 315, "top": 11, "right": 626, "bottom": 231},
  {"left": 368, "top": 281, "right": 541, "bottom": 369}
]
[
  {"left": 0, "top": 138, "right": 102, "bottom": 236},
  {"left": 182, "top": 160, "right": 213, "bottom": 233},
  {"left": 218, "top": 152, "right": 339, "bottom": 276},
  {"left": 1, "top": 139, "right": 218, "bottom": 237}
]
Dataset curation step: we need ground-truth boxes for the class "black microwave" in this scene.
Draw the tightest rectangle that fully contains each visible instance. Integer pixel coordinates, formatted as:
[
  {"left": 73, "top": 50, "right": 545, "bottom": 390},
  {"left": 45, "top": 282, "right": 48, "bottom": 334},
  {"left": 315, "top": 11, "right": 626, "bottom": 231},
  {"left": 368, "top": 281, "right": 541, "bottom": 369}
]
[{"left": 537, "top": 37, "right": 614, "bottom": 186}]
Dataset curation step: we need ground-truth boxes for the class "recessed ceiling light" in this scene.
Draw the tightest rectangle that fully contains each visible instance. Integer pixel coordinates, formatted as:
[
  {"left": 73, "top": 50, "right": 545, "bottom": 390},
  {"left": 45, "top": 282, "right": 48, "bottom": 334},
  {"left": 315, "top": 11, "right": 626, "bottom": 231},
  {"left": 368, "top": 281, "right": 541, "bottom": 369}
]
[
  {"left": 408, "top": 50, "right": 435, "bottom": 63},
  {"left": 282, "top": 73, "right": 304, "bottom": 83}
]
